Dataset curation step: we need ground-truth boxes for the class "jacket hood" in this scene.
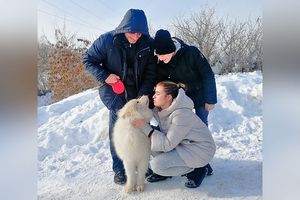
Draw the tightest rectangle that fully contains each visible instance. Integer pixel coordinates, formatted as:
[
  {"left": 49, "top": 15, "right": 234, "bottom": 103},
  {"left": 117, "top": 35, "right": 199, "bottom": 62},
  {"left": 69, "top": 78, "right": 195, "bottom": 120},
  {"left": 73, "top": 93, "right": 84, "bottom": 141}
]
[
  {"left": 168, "top": 37, "right": 187, "bottom": 63},
  {"left": 172, "top": 38, "right": 182, "bottom": 53},
  {"left": 158, "top": 88, "right": 194, "bottom": 118},
  {"left": 114, "top": 9, "right": 149, "bottom": 36}
]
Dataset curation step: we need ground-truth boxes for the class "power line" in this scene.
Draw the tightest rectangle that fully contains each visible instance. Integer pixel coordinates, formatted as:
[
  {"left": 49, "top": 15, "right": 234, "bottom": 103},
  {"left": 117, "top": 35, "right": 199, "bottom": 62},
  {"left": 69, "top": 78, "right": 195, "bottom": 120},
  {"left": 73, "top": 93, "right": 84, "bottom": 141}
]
[
  {"left": 68, "top": 0, "right": 115, "bottom": 27},
  {"left": 38, "top": 9, "right": 107, "bottom": 32},
  {"left": 41, "top": 0, "right": 90, "bottom": 26},
  {"left": 40, "top": 0, "right": 107, "bottom": 32},
  {"left": 95, "top": 0, "right": 123, "bottom": 16}
]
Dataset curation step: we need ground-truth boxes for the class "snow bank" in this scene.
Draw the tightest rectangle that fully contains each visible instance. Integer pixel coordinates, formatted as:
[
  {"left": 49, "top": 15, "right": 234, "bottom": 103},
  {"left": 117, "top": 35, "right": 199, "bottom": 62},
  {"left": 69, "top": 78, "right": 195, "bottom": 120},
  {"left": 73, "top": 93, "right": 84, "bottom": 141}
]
[{"left": 38, "top": 71, "right": 262, "bottom": 199}]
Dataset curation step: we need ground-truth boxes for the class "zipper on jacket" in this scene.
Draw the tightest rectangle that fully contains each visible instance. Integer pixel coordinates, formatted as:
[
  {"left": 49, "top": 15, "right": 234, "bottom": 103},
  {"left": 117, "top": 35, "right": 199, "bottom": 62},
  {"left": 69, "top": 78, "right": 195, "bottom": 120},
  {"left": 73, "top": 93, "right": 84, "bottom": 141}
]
[
  {"left": 134, "top": 46, "right": 150, "bottom": 91},
  {"left": 121, "top": 48, "right": 128, "bottom": 101}
]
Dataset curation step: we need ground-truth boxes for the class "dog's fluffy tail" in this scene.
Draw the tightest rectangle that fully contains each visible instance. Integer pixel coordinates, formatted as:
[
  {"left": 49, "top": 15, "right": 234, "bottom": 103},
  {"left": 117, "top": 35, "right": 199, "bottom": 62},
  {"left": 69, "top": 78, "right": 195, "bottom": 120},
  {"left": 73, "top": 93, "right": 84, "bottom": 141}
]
[{"left": 92, "top": 110, "right": 109, "bottom": 143}]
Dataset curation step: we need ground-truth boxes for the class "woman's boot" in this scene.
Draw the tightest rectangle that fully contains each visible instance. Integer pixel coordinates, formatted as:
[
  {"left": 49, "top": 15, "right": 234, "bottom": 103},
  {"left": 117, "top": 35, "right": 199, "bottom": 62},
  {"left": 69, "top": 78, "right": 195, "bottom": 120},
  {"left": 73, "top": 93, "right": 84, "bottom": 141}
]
[
  {"left": 184, "top": 166, "right": 207, "bottom": 188},
  {"left": 147, "top": 173, "right": 172, "bottom": 182}
]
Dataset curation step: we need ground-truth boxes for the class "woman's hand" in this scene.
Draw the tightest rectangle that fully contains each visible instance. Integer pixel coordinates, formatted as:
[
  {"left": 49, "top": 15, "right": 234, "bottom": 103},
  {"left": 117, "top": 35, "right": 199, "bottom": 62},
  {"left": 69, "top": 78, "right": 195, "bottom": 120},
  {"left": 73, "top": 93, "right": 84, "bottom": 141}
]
[{"left": 132, "top": 119, "right": 146, "bottom": 128}]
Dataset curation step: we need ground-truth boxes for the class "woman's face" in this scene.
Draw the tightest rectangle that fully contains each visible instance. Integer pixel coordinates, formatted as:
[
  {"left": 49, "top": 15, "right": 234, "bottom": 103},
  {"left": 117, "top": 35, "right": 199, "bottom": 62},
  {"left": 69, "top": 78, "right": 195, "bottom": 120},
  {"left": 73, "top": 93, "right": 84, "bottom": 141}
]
[
  {"left": 157, "top": 52, "right": 174, "bottom": 64},
  {"left": 153, "top": 85, "right": 172, "bottom": 109}
]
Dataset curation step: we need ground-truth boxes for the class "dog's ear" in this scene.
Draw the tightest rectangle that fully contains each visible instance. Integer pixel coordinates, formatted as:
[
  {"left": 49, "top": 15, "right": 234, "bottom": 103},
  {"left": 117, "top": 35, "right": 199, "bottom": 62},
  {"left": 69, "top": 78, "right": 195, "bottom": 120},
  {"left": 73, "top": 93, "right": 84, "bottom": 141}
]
[{"left": 118, "top": 102, "right": 136, "bottom": 119}]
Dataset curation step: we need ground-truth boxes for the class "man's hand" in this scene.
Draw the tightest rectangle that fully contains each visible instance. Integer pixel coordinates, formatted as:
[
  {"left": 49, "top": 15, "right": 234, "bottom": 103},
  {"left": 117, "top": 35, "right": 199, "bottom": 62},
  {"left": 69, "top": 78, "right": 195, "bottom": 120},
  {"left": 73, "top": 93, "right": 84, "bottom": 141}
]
[
  {"left": 132, "top": 119, "right": 146, "bottom": 128},
  {"left": 105, "top": 74, "right": 120, "bottom": 84},
  {"left": 205, "top": 103, "right": 215, "bottom": 111}
]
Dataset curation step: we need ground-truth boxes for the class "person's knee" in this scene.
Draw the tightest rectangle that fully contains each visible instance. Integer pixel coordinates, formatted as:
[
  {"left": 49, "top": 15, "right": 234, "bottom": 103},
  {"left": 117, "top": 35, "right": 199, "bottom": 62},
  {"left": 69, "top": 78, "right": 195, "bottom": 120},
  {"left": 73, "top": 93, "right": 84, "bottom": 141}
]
[{"left": 150, "top": 157, "right": 168, "bottom": 176}]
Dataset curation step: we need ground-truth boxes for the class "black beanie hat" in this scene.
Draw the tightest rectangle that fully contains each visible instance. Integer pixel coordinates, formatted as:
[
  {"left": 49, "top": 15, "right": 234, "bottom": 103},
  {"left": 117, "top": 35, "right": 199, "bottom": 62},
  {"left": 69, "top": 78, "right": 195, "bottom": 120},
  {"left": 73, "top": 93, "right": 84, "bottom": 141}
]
[{"left": 153, "top": 29, "right": 176, "bottom": 55}]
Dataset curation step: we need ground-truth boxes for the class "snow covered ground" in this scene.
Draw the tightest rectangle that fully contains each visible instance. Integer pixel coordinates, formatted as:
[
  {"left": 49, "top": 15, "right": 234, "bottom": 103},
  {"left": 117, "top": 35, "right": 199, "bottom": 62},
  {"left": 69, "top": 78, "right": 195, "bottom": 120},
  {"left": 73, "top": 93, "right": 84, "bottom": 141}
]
[{"left": 37, "top": 71, "right": 262, "bottom": 200}]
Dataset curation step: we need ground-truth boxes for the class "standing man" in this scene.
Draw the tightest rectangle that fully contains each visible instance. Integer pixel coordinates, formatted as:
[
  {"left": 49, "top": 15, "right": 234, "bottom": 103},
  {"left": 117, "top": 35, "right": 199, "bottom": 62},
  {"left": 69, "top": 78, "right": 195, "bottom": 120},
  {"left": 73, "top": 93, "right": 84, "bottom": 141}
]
[
  {"left": 83, "top": 9, "right": 156, "bottom": 185},
  {"left": 153, "top": 29, "right": 217, "bottom": 175}
]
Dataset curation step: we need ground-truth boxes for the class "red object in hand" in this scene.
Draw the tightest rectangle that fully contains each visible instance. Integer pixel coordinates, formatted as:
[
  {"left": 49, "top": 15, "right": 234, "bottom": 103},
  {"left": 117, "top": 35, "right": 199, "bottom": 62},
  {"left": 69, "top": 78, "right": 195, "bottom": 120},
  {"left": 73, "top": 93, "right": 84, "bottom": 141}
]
[{"left": 110, "top": 80, "right": 125, "bottom": 94}]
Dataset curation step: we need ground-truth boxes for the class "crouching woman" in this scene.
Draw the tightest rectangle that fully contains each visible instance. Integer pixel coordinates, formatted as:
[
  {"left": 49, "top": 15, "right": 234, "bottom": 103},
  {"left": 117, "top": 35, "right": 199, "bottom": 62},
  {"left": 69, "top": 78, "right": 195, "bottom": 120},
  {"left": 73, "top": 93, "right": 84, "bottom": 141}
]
[{"left": 132, "top": 80, "right": 216, "bottom": 188}]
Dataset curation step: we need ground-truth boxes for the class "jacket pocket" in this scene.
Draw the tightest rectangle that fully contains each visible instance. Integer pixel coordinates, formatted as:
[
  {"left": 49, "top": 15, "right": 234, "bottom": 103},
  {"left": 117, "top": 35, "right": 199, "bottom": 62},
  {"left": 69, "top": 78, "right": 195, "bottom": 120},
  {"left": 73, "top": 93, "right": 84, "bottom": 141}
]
[{"left": 137, "top": 47, "right": 150, "bottom": 58}]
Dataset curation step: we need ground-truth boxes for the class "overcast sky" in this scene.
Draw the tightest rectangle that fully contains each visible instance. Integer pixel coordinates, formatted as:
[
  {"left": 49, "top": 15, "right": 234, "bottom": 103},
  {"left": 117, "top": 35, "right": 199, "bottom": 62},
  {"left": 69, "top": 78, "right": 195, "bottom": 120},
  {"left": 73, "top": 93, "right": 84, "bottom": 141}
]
[{"left": 38, "top": 0, "right": 262, "bottom": 42}]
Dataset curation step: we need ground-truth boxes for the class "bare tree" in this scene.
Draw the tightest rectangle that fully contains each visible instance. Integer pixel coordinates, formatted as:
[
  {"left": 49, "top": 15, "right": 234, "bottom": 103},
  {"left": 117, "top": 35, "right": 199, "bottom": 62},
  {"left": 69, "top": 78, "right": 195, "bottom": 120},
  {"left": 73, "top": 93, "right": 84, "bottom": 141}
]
[
  {"left": 147, "top": 20, "right": 156, "bottom": 38},
  {"left": 172, "top": 6, "right": 262, "bottom": 74},
  {"left": 245, "top": 17, "right": 263, "bottom": 72},
  {"left": 219, "top": 18, "right": 262, "bottom": 74},
  {"left": 37, "top": 35, "right": 53, "bottom": 95},
  {"left": 219, "top": 20, "right": 248, "bottom": 73},
  {"left": 53, "top": 23, "right": 77, "bottom": 49},
  {"left": 37, "top": 22, "right": 78, "bottom": 96},
  {"left": 37, "top": 22, "right": 95, "bottom": 100},
  {"left": 173, "top": 7, "right": 224, "bottom": 65},
  {"left": 43, "top": 23, "right": 97, "bottom": 102}
]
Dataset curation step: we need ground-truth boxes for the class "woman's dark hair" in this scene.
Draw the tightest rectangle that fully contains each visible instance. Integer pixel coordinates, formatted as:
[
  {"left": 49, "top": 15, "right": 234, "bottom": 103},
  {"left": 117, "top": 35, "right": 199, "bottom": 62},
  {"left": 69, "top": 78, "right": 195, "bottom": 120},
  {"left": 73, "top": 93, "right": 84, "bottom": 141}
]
[{"left": 156, "top": 81, "right": 186, "bottom": 99}]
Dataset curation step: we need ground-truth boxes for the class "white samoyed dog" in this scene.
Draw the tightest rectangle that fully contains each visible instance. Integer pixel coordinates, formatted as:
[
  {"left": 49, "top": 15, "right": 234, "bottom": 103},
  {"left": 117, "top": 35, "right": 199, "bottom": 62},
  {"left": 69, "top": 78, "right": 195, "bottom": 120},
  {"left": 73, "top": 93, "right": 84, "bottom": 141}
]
[{"left": 113, "top": 95, "right": 153, "bottom": 193}]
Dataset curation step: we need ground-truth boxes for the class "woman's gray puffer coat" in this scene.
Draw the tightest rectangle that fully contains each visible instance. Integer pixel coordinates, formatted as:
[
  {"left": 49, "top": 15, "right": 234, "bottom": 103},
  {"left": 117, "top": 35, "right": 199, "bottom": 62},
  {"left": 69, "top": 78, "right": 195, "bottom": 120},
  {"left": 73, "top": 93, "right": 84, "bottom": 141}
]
[{"left": 143, "top": 88, "right": 216, "bottom": 168}]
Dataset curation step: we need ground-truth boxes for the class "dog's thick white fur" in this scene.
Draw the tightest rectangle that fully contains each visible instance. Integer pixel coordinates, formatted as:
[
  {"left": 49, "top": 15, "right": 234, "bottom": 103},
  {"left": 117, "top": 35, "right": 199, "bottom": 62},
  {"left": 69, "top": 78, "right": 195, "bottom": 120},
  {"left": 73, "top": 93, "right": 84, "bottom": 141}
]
[{"left": 113, "top": 96, "right": 153, "bottom": 193}]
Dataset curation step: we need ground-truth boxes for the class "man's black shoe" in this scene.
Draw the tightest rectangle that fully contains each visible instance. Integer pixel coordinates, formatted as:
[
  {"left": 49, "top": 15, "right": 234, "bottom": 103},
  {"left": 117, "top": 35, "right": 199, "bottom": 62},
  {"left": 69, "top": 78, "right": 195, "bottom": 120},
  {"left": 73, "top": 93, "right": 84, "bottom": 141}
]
[
  {"left": 185, "top": 167, "right": 207, "bottom": 188},
  {"left": 145, "top": 168, "right": 153, "bottom": 177},
  {"left": 147, "top": 173, "right": 172, "bottom": 182},
  {"left": 114, "top": 171, "right": 126, "bottom": 185},
  {"left": 206, "top": 163, "right": 213, "bottom": 176}
]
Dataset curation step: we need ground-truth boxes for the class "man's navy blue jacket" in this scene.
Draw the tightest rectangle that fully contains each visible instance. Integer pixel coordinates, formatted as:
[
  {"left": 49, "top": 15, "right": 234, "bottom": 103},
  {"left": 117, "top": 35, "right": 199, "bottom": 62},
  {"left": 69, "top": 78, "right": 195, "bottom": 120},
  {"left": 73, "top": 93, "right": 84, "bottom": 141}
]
[{"left": 83, "top": 9, "right": 156, "bottom": 110}]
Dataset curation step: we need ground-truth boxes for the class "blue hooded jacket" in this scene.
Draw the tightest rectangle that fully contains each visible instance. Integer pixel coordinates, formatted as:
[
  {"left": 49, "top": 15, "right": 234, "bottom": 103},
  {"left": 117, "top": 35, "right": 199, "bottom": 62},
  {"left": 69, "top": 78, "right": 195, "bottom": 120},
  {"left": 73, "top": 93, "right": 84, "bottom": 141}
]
[
  {"left": 83, "top": 9, "right": 156, "bottom": 110},
  {"left": 114, "top": 9, "right": 149, "bottom": 35}
]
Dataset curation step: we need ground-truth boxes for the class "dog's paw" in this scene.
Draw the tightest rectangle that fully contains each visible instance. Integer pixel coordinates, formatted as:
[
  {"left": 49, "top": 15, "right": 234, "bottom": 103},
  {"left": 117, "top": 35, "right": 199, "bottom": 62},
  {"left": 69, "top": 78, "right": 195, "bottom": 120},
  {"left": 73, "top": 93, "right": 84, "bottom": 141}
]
[
  {"left": 124, "top": 185, "right": 135, "bottom": 193},
  {"left": 124, "top": 186, "right": 132, "bottom": 193},
  {"left": 136, "top": 184, "right": 144, "bottom": 192}
]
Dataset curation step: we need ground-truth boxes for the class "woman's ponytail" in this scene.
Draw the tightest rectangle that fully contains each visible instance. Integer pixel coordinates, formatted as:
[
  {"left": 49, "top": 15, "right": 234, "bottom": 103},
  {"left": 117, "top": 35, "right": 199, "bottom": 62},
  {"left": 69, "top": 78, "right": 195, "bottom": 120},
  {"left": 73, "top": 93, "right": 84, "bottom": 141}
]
[
  {"left": 176, "top": 82, "right": 187, "bottom": 91},
  {"left": 157, "top": 81, "right": 186, "bottom": 99}
]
